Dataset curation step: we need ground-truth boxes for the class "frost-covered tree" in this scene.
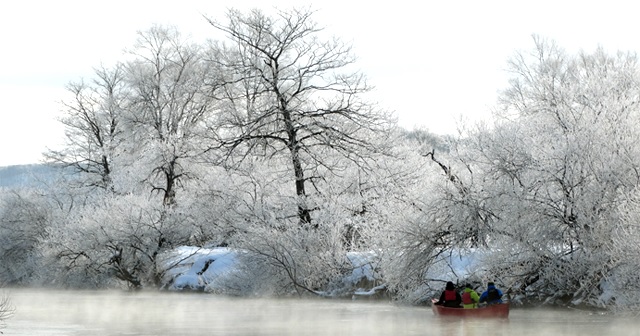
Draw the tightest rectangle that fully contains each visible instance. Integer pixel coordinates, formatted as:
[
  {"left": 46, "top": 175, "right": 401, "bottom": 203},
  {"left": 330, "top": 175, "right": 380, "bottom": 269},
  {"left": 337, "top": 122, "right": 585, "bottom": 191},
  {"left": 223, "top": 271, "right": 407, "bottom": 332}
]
[
  {"left": 0, "top": 190, "right": 49, "bottom": 285},
  {"left": 125, "top": 25, "right": 217, "bottom": 206},
  {"left": 373, "top": 131, "right": 473, "bottom": 302},
  {"left": 383, "top": 37, "right": 640, "bottom": 308},
  {"left": 204, "top": 7, "right": 394, "bottom": 226},
  {"left": 443, "top": 36, "right": 640, "bottom": 307},
  {"left": 51, "top": 193, "right": 195, "bottom": 289},
  {"left": 605, "top": 189, "right": 640, "bottom": 311},
  {"left": 46, "top": 64, "right": 127, "bottom": 190},
  {"left": 44, "top": 25, "right": 224, "bottom": 288},
  {"left": 50, "top": 25, "right": 218, "bottom": 204},
  {"left": 180, "top": 7, "right": 397, "bottom": 296}
]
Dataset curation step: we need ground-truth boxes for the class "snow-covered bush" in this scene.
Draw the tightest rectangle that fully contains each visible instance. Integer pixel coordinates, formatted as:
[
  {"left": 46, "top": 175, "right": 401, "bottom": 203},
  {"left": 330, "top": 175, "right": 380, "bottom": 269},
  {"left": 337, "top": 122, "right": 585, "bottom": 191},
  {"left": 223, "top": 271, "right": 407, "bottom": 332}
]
[
  {"left": 48, "top": 193, "right": 194, "bottom": 289},
  {"left": 0, "top": 189, "right": 50, "bottom": 285}
]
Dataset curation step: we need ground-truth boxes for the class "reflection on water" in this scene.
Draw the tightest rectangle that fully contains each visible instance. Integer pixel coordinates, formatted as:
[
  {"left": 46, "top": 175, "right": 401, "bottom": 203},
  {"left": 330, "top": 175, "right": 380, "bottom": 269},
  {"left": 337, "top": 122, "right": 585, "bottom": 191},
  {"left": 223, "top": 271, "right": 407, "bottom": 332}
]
[{"left": 1, "top": 288, "right": 635, "bottom": 335}]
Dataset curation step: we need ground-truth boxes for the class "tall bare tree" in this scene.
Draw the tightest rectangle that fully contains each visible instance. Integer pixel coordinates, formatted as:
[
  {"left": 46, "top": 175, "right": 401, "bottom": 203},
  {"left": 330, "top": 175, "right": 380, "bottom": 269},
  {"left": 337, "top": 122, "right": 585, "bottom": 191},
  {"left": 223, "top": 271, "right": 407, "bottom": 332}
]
[
  {"left": 46, "top": 64, "right": 127, "bottom": 190},
  {"left": 125, "top": 25, "right": 217, "bottom": 206},
  {"left": 204, "top": 7, "right": 394, "bottom": 226}
]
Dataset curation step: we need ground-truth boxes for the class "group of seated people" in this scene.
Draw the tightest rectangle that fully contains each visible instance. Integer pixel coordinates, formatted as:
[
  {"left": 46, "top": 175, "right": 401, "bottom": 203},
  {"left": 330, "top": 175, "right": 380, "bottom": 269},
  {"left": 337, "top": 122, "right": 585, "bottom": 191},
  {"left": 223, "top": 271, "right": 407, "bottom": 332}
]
[{"left": 434, "top": 281, "right": 503, "bottom": 308}]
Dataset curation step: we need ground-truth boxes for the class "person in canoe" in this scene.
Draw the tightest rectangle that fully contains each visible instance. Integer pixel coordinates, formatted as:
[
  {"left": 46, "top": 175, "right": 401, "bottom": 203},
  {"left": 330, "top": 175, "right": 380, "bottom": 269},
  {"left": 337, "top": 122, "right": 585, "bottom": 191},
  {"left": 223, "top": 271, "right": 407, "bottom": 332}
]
[
  {"left": 461, "top": 283, "right": 480, "bottom": 308},
  {"left": 479, "top": 282, "right": 503, "bottom": 305},
  {"left": 434, "top": 281, "right": 462, "bottom": 308}
]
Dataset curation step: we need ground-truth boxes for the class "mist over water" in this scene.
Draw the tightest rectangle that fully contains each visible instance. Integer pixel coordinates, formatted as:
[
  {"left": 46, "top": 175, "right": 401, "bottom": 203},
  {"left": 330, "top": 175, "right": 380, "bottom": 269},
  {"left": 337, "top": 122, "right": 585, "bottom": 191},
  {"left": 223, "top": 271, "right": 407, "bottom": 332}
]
[{"left": 2, "top": 289, "right": 636, "bottom": 335}]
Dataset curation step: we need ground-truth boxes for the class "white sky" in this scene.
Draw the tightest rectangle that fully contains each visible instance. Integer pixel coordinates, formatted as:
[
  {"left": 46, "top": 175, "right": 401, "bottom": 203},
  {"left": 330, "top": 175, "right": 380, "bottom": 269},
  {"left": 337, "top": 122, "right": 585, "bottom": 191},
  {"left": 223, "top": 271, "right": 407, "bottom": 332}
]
[{"left": 2, "top": 0, "right": 639, "bottom": 166}]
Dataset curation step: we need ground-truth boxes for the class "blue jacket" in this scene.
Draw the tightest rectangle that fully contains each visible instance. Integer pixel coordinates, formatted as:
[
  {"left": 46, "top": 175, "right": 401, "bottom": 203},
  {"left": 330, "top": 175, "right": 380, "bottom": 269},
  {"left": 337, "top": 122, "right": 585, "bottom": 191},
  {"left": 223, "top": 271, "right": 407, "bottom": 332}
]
[{"left": 479, "top": 284, "right": 503, "bottom": 304}]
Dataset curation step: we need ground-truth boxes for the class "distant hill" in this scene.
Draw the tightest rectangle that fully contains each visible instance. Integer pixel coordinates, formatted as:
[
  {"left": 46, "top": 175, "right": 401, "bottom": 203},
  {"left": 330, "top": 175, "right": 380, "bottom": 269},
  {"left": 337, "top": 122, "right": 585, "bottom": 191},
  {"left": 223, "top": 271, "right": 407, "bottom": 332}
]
[{"left": 0, "top": 164, "right": 58, "bottom": 188}]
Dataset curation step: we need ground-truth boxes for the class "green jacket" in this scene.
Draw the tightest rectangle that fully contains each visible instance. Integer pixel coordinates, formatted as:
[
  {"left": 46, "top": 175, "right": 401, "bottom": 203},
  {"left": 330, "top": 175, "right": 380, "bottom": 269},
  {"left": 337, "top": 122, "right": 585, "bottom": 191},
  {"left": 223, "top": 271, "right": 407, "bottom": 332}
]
[{"left": 461, "top": 287, "right": 480, "bottom": 308}]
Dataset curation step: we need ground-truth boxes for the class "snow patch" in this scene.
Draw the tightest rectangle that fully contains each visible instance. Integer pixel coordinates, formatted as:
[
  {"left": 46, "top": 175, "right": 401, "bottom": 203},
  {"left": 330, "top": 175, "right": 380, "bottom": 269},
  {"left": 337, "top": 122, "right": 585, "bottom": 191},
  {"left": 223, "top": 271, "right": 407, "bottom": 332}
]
[{"left": 162, "top": 246, "right": 237, "bottom": 291}]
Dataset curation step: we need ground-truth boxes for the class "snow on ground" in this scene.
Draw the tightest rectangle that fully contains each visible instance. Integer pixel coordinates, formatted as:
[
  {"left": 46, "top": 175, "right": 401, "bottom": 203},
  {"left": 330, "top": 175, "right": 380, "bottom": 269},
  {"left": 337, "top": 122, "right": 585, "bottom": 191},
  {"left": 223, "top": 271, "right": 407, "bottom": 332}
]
[{"left": 162, "top": 246, "right": 238, "bottom": 291}]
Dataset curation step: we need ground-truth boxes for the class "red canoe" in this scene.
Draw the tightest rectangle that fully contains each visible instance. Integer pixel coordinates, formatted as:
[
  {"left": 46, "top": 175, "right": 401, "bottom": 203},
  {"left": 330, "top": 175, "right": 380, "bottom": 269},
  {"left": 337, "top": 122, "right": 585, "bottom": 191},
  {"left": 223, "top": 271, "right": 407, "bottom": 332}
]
[{"left": 431, "top": 302, "right": 510, "bottom": 318}]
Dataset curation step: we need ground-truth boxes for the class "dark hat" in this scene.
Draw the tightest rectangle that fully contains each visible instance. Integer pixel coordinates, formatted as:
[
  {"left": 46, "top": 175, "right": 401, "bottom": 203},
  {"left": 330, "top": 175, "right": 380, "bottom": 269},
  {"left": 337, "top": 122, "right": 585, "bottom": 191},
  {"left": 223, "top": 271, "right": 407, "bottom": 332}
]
[{"left": 446, "top": 281, "right": 455, "bottom": 290}]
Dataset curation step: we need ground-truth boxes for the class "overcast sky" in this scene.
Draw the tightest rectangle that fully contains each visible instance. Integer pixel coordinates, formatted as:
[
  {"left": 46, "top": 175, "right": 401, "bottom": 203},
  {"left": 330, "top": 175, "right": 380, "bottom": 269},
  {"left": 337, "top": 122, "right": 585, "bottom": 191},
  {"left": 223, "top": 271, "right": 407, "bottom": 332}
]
[{"left": 2, "top": 0, "right": 639, "bottom": 166}]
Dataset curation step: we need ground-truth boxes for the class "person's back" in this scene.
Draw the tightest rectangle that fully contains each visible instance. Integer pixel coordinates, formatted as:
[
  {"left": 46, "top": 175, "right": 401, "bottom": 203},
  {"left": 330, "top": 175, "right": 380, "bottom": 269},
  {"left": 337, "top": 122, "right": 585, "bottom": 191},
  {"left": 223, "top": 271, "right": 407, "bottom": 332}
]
[
  {"left": 436, "top": 281, "right": 462, "bottom": 308},
  {"left": 461, "top": 284, "right": 479, "bottom": 308},
  {"left": 479, "top": 282, "right": 503, "bottom": 305}
]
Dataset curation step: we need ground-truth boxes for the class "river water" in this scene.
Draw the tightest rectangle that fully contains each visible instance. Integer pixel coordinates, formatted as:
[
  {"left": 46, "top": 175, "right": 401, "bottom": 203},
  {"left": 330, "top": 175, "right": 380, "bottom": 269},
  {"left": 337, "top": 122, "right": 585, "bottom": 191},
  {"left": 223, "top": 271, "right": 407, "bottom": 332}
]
[{"left": 1, "top": 288, "right": 637, "bottom": 335}]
